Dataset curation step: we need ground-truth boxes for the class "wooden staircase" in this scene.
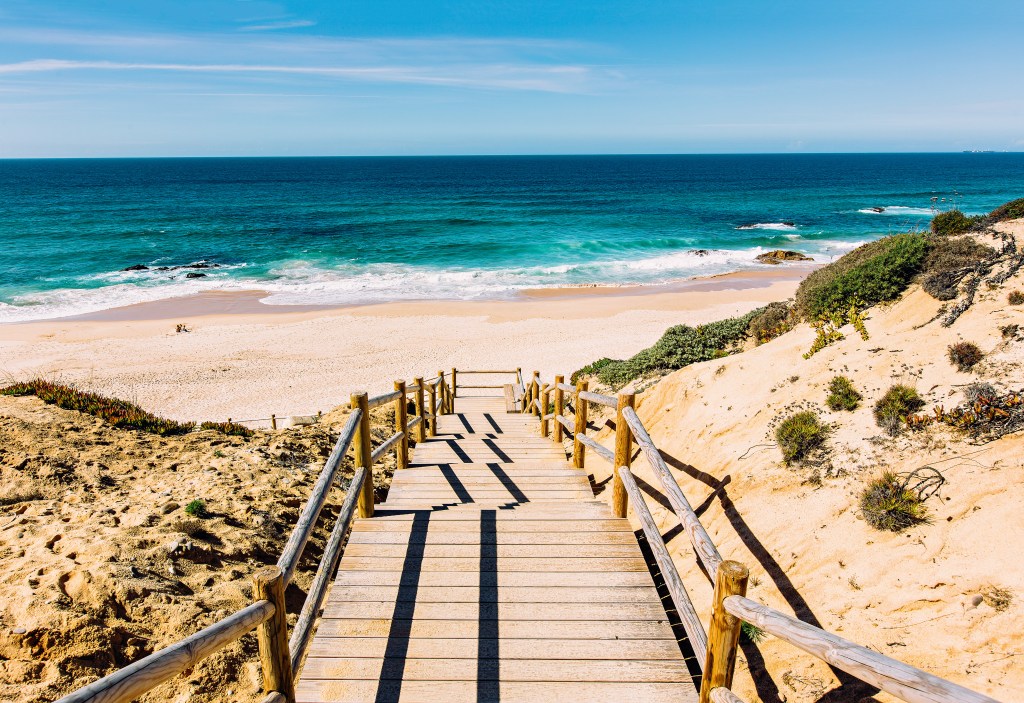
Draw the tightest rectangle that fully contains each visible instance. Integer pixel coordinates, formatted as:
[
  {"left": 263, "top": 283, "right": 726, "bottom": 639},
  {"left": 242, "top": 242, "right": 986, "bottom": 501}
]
[{"left": 295, "top": 396, "right": 697, "bottom": 702}]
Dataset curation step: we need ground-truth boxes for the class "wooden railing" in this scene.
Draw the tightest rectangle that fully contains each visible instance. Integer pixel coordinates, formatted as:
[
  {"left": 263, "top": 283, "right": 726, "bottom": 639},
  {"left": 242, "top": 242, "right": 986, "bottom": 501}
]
[
  {"left": 534, "top": 376, "right": 1003, "bottom": 703},
  {"left": 56, "top": 372, "right": 456, "bottom": 703}
]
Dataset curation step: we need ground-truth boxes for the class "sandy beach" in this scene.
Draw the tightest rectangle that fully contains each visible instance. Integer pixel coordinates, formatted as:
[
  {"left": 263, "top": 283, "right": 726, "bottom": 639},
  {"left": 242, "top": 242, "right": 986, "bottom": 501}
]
[{"left": 0, "top": 268, "right": 808, "bottom": 422}]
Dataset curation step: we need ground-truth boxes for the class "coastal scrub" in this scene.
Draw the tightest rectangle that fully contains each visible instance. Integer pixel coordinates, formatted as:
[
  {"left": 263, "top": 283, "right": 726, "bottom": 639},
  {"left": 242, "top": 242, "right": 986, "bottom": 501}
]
[
  {"left": 860, "top": 472, "right": 929, "bottom": 532},
  {"left": 826, "top": 376, "right": 862, "bottom": 411},
  {"left": 874, "top": 385, "right": 925, "bottom": 436},
  {"left": 775, "top": 411, "right": 828, "bottom": 464}
]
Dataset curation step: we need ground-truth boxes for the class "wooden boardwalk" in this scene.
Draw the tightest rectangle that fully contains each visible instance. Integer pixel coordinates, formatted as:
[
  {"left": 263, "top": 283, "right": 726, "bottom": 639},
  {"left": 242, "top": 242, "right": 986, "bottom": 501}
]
[{"left": 296, "top": 396, "right": 697, "bottom": 703}]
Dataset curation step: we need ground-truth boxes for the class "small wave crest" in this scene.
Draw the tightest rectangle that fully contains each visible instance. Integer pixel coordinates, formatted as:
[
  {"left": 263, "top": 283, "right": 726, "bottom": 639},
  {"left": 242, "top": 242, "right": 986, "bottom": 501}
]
[
  {"left": 856, "top": 206, "right": 935, "bottom": 216},
  {"left": 736, "top": 222, "right": 798, "bottom": 231}
]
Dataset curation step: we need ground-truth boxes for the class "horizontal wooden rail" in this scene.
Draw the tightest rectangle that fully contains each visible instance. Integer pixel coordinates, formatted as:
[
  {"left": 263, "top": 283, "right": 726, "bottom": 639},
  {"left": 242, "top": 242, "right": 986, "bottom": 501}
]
[
  {"left": 542, "top": 412, "right": 556, "bottom": 421},
  {"left": 370, "top": 431, "right": 404, "bottom": 464},
  {"left": 289, "top": 467, "right": 365, "bottom": 674},
  {"left": 276, "top": 409, "right": 361, "bottom": 585},
  {"left": 555, "top": 382, "right": 576, "bottom": 394},
  {"left": 408, "top": 415, "right": 422, "bottom": 429},
  {"left": 710, "top": 689, "right": 746, "bottom": 703},
  {"left": 576, "top": 434, "right": 614, "bottom": 463},
  {"left": 366, "top": 390, "right": 402, "bottom": 409},
  {"left": 555, "top": 414, "right": 574, "bottom": 435},
  {"left": 406, "top": 384, "right": 421, "bottom": 393},
  {"left": 262, "top": 693, "right": 288, "bottom": 703},
  {"left": 579, "top": 390, "right": 617, "bottom": 408},
  {"left": 619, "top": 467, "right": 708, "bottom": 660},
  {"left": 724, "top": 596, "right": 1001, "bottom": 703},
  {"left": 622, "top": 406, "right": 723, "bottom": 579},
  {"left": 456, "top": 369, "right": 518, "bottom": 375},
  {"left": 56, "top": 601, "right": 274, "bottom": 703},
  {"left": 459, "top": 384, "right": 505, "bottom": 389}
]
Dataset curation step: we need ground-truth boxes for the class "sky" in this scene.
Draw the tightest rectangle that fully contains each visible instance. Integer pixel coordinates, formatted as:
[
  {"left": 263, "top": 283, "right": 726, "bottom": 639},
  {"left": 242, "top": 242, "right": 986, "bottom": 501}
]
[{"left": 1, "top": 0, "right": 1022, "bottom": 157}]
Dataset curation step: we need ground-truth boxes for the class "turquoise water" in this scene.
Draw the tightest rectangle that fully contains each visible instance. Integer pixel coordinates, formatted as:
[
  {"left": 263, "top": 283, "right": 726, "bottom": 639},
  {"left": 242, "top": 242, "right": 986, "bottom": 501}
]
[{"left": 1, "top": 153, "right": 1022, "bottom": 322}]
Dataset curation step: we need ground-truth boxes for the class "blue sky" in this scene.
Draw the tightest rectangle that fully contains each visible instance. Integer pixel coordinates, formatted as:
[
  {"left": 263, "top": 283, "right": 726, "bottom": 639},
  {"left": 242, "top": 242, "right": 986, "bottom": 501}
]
[{"left": 1, "top": 0, "right": 1022, "bottom": 157}]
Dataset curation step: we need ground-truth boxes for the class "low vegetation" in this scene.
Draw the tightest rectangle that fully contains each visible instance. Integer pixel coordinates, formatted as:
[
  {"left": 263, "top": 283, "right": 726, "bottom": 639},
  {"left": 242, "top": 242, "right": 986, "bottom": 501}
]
[
  {"left": 747, "top": 301, "right": 793, "bottom": 345},
  {"left": 575, "top": 307, "right": 765, "bottom": 387},
  {"left": 826, "top": 376, "right": 862, "bottom": 411},
  {"left": 859, "top": 472, "right": 929, "bottom": 532},
  {"left": 986, "top": 197, "right": 1024, "bottom": 223},
  {"left": 740, "top": 622, "right": 766, "bottom": 644},
  {"left": 775, "top": 411, "right": 828, "bottom": 464},
  {"left": 906, "top": 389, "right": 1024, "bottom": 439},
  {"left": 200, "top": 420, "right": 255, "bottom": 438},
  {"left": 0, "top": 379, "right": 195, "bottom": 435},
  {"left": 874, "top": 385, "right": 924, "bottom": 436},
  {"left": 948, "top": 341, "right": 984, "bottom": 372},
  {"left": 1008, "top": 290, "right": 1024, "bottom": 305},
  {"left": 921, "top": 237, "right": 997, "bottom": 300},
  {"left": 184, "top": 499, "right": 209, "bottom": 518},
  {"left": 930, "top": 209, "right": 981, "bottom": 235},
  {"left": 795, "top": 233, "right": 929, "bottom": 322}
]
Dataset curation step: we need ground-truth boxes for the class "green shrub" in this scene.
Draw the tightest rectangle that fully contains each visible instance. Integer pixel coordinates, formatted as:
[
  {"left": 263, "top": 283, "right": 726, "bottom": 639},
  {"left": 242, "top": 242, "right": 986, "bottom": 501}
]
[
  {"left": 586, "top": 307, "right": 765, "bottom": 387},
  {"left": 775, "top": 411, "right": 828, "bottom": 464},
  {"left": 795, "top": 234, "right": 929, "bottom": 321},
  {"left": 571, "top": 357, "right": 616, "bottom": 384},
  {"left": 948, "top": 341, "right": 983, "bottom": 372},
  {"left": 874, "top": 385, "right": 924, "bottom": 436},
  {"left": 988, "top": 197, "right": 1024, "bottom": 222},
  {"left": 740, "top": 622, "right": 766, "bottom": 644},
  {"left": 747, "top": 301, "right": 793, "bottom": 345},
  {"left": 859, "top": 472, "right": 929, "bottom": 532},
  {"left": 1008, "top": 291, "right": 1024, "bottom": 305},
  {"left": 200, "top": 420, "right": 254, "bottom": 438},
  {"left": 923, "top": 236, "right": 995, "bottom": 274},
  {"left": 0, "top": 379, "right": 195, "bottom": 435},
  {"left": 930, "top": 210, "right": 981, "bottom": 235},
  {"left": 826, "top": 376, "right": 862, "bottom": 411},
  {"left": 184, "top": 499, "right": 208, "bottom": 518}
]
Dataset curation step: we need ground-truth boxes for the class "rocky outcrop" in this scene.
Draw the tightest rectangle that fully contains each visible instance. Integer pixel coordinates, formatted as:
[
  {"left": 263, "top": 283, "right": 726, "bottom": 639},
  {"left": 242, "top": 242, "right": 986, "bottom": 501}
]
[{"left": 755, "top": 250, "right": 814, "bottom": 264}]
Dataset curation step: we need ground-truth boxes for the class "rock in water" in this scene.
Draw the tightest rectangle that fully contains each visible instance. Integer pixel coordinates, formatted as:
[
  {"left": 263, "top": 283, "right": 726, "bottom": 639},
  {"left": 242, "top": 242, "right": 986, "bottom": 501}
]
[
  {"left": 755, "top": 250, "right": 814, "bottom": 265},
  {"left": 122, "top": 264, "right": 149, "bottom": 271},
  {"left": 185, "top": 272, "right": 207, "bottom": 279}
]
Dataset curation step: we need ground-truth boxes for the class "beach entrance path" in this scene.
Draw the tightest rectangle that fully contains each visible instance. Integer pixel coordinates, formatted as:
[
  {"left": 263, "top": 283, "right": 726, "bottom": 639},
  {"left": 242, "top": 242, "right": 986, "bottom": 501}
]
[{"left": 295, "top": 395, "right": 698, "bottom": 703}]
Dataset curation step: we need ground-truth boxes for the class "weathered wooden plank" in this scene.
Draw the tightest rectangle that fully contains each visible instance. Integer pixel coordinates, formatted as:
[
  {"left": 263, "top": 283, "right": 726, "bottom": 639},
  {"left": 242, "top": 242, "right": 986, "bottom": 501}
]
[
  {"left": 312, "top": 618, "right": 677, "bottom": 640},
  {"left": 307, "top": 636, "right": 682, "bottom": 660},
  {"left": 320, "top": 601, "right": 671, "bottom": 621},
  {"left": 389, "top": 475, "right": 588, "bottom": 485},
  {"left": 324, "top": 585, "right": 663, "bottom": 604},
  {"left": 331, "top": 570, "right": 658, "bottom": 588},
  {"left": 336, "top": 556, "right": 651, "bottom": 572},
  {"left": 341, "top": 543, "right": 643, "bottom": 558},
  {"left": 346, "top": 530, "right": 636, "bottom": 545},
  {"left": 299, "top": 657, "right": 691, "bottom": 682},
  {"left": 295, "top": 679, "right": 696, "bottom": 703},
  {"left": 384, "top": 491, "right": 592, "bottom": 502},
  {"left": 363, "top": 508, "right": 617, "bottom": 520},
  {"left": 350, "top": 518, "right": 631, "bottom": 532}
]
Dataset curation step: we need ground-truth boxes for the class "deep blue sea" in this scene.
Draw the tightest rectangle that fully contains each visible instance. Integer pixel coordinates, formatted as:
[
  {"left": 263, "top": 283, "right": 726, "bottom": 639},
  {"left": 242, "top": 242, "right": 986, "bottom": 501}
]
[{"left": 2, "top": 154, "right": 1023, "bottom": 322}]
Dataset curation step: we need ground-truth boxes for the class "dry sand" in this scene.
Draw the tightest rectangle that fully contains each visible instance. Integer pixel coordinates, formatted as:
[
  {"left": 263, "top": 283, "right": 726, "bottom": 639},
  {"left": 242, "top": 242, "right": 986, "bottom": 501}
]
[
  {"left": 0, "top": 268, "right": 807, "bottom": 423},
  {"left": 580, "top": 223, "right": 1024, "bottom": 701}
]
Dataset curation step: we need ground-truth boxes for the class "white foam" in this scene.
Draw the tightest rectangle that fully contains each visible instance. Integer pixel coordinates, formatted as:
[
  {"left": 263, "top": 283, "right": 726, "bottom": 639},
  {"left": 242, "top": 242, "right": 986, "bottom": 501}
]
[
  {"left": 736, "top": 222, "right": 798, "bottom": 231},
  {"left": 857, "top": 206, "right": 935, "bottom": 216}
]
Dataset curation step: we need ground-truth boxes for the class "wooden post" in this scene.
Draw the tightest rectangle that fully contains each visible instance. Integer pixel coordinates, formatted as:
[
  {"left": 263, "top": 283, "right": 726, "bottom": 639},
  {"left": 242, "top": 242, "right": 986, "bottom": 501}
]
[
  {"left": 413, "top": 376, "right": 426, "bottom": 443},
  {"left": 451, "top": 368, "right": 458, "bottom": 399},
  {"left": 572, "top": 380, "right": 589, "bottom": 469},
  {"left": 350, "top": 392, "right": 374, "bottom": 518},
  {"left": 539, "top": 385, "right": 551, "bottom": 437},
  {"left": 427, "top": 381, "right": 437, "bottom": 437},
  {"left": 700, "top": 561, "right": 749, "bottom": 703},
  {"left": 394, "top": 380, "right": 408, "bottom": 470},
  {"left": 253, "top": 566, "right": 295, "bottom": 703},
  {"left": 612, "top": 391, "right": 635, "bottom": 518},
  {"left": 270, "top": 414, "right": 277, "bottom": 431},
  {"left": 553, "top": 375, "right": 565, "bottom": 442},
  {"left": 530, "top": 371, "right": 540, "bottom": 416},
  {"left": 438, "top": 371, "right": 448, "bottom": 414}
]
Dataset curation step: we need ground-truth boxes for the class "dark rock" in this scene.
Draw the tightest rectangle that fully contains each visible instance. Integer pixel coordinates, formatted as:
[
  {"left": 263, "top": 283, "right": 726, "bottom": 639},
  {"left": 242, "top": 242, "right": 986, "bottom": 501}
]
[
  {"left": 870, "top": 207, "right": 885, "bottom": 213},
  {"left": 755, "top": 250, "right": 814, "bottom": 265},
  {"left": 155, "top": 267, "right": 170, "bottom": 271},
  {"left": 122, "top": 264, "right": 149, "bottom": 272},
  {"left": 688, "top": 249, "right": 710, "bottom": 257},
  {"left": 185, "top": 272, "right": 207, "bottom": 279},
  {"left": 782, "top": 221, "right": 796, "bottom": 227}
]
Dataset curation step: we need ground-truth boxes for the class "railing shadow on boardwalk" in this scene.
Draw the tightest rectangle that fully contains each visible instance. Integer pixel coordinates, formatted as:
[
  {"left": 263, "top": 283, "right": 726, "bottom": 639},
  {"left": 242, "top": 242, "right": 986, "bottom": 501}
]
[{"left": 656, "top": 450, "right": 880, "bottom": 703}]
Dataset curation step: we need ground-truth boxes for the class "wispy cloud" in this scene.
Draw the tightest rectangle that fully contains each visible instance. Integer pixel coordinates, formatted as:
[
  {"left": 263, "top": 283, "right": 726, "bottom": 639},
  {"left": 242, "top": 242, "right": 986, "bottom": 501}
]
[
  {"left": 239, "top": 19, "right": 316, "bottom": 32},
  {"left": 0, "top": 59, "right": 594, "bottom": 92}
]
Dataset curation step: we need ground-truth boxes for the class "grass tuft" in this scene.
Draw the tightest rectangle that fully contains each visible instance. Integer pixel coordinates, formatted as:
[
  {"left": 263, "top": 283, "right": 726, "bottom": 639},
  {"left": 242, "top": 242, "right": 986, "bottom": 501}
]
[
  {"left": 860, "top": 472, "right": 929, "bottom": 532},
  {"left": 199, "top": 420, "right": 254, "bottom": 438},
  {"left": 948, "top": 342, "right": 983, "bottom": 372},
  {"left": 874, "top": 385, "right": 924, "bottom": 436},
  {"left": 775, "top": 411, "right": 828, "bottom": 464},
  {"left": 1008, "top": 291, "right": 1024, "bottom": 306},
  {"left": 184, "top": 499, "right": 208, "bottom": 518},
  {"left": 740, "top": 622, "right": 766, "bottom": 644},
  {"left": 826, "top": 376, "right": 862, "bottom": 411}
]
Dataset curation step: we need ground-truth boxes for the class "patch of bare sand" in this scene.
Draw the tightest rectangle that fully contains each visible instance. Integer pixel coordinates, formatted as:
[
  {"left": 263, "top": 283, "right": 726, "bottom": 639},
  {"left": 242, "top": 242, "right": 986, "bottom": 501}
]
[{"left": 0, "top": 400, "right": 396, "bottom": 703}]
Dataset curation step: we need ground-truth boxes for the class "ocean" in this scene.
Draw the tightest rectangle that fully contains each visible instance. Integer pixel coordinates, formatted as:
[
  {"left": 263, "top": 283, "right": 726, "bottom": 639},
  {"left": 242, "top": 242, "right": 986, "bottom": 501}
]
[{"left": 1, "top": 153, "right": 1023, "bottom": 322}]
